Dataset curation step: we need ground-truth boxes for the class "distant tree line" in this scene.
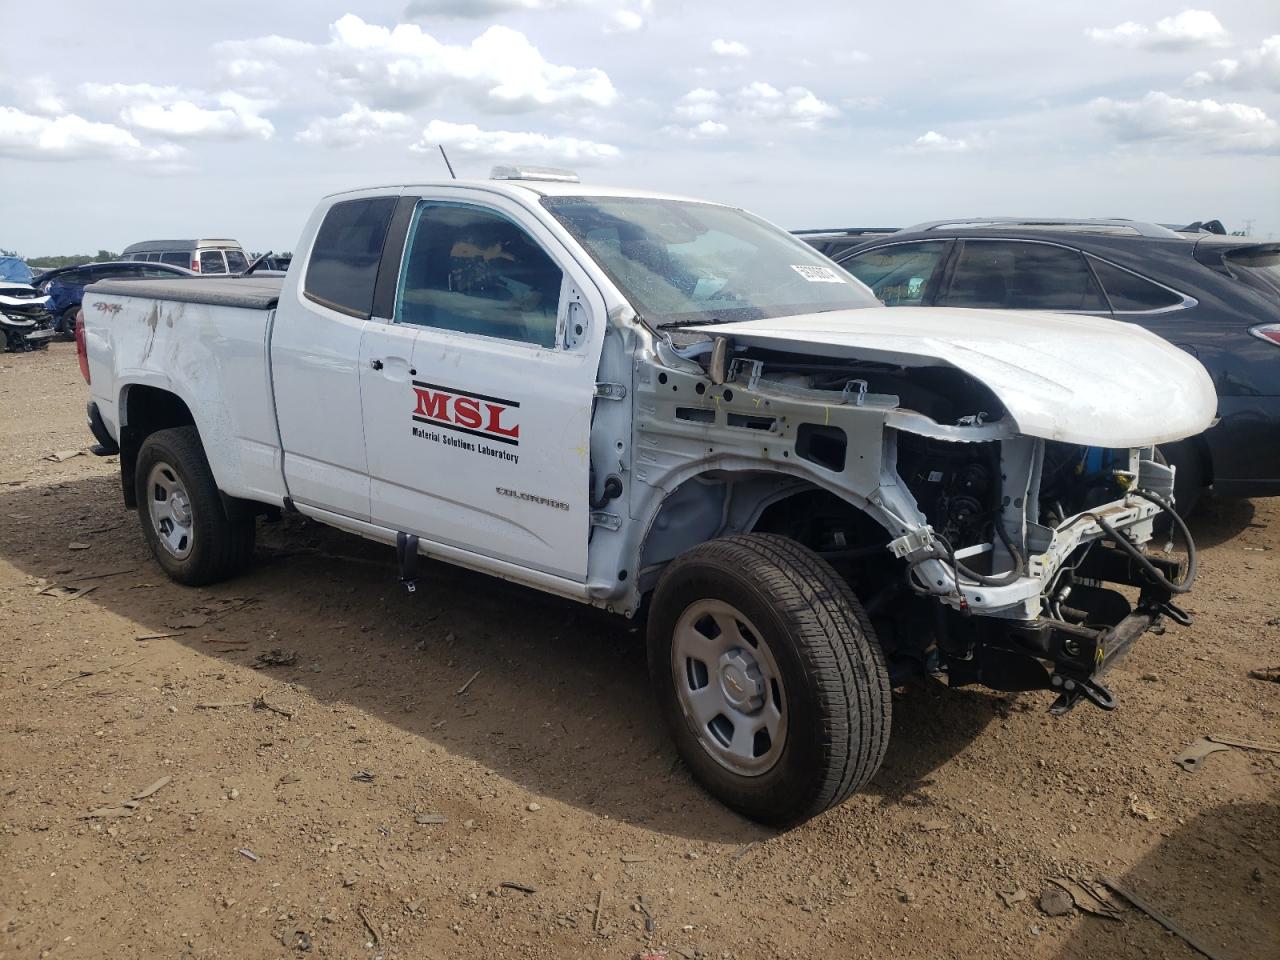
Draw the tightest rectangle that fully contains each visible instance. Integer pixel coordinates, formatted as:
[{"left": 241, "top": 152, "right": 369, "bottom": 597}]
[{"left": 1, "top": 248, "right": 120, "bottom": 268}]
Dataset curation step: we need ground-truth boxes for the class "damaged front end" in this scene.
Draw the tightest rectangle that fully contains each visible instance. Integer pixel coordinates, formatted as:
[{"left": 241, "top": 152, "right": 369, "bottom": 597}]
[
  {"left": 0, "top": 282, "right": 56, "bottom": 352},
  {"left": 625, "top": 317, "right": 1208, "bottom": 714}
]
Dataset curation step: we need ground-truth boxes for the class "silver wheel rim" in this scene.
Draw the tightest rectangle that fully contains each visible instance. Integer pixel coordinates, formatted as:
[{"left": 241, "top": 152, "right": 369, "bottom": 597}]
[
  {"left": 146, "top": 461, "right": 194, "bottom": 560},
  {"left": 671, "top": 599, "right": 787, "bottom": 777}
]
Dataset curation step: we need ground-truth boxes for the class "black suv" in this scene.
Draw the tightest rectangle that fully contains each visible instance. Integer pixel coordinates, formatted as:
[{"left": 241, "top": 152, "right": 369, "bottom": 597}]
[{"left": 799, "top": 219, "right": 1280, "bottom": 506}]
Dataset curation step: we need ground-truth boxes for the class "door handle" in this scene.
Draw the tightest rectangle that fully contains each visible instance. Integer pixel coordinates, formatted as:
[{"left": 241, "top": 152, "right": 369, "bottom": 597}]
[{"left": 370, "top": 359, "right": 384, "bottom": 370}]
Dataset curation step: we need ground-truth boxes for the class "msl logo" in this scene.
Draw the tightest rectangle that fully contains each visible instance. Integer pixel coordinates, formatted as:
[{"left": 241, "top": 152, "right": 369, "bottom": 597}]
[{"left": 411, "top": 381, "right": 520, "bottom": 446}]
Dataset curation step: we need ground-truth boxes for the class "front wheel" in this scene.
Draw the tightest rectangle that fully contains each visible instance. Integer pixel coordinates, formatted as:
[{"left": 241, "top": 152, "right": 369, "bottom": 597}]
[
  {"left": 134, "top": 426, "right": 255, "bottom": 585},
  {"left": 647, "top": 534, "right": 891, "bottom": 826},
  {"left": 59, "top": 306, "right": 79, "bottom": 341}
]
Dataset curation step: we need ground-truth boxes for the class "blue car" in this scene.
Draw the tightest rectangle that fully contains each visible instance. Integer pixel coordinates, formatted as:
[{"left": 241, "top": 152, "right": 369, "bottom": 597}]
[{"left": 35, "top": 260, "right": 193, "bottom": 337}]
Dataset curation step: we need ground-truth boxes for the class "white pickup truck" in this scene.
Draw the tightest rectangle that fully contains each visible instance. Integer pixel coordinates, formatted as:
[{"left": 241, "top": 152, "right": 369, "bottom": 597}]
[{"left": 80, "top": 168, "right": 1216, "bottom": 824}]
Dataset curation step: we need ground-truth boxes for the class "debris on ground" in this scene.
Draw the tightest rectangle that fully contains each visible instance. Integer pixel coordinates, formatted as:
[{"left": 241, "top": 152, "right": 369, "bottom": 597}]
[
  {"left": 196, "top": 700, "right": 253, "bottom": 710},
  {"left": 456, "top": 670, "right": 481, "bottom": 695},
  {"left": 1038, "top": 885, "right": 1073, "bottom": 917},
  {"left": 36, "top": 583, "right": 97, "bottom": 601},
  {"left": 352, "top": 770, "right": 375, "bottom": 783},
  {"left": 67, "top": 542, "right": 90, "bottom": 551},
  {"left": 1174, "top": 737, "right": 1232, "bottom": 772},
  {"left": 1248, "top": 666, "right": 1280, "bottom": 683},
  {"left": 1127, "top": 794, "right": 1159, "bottom": 821},
  {"left": 1100, "top": 876, "right": 1224, "bottom": 960},
  {"left": 43, "top": 449, "right": 84, "bottom": 463},
  {"left": 499, "top": 881, "right": 537, "bottom": 894},
  {"left": 1177, "top": 733, "right": 1280, "bottom": 771},
  {"left": 254, "top": 648, "right": 298, "bottom": 668},
  {"left": 131, "top": 776, "right": 170, "bottom": 800},
  {"left": 415, "top": 814, "right": 448, "bottom": 825},
  {"left": 1045, "top": 877, "right": 1124, "bottom": 920},
  {"left": 997, "top": 888, "right": 1028, "bottom": 908},
  {"left": 238, "top": 848, "right": 260, "bottom": 862},
  {"left": 253, "top": 691, "right": 295, "bottom": 720}
]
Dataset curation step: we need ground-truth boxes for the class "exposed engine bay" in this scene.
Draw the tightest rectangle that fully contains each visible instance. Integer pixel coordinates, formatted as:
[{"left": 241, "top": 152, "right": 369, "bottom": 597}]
[{"left": 622, "top": 335, "right": 1200, "bottom": 714}]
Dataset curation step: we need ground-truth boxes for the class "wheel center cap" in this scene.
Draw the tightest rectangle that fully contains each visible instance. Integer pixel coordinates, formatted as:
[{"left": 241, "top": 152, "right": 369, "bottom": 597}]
[
  {"left": 718, "top": 650, "right": 765, "bottom": 712},
  {"left": 170, "top": 491, "right": 191, "bottom": 526}
]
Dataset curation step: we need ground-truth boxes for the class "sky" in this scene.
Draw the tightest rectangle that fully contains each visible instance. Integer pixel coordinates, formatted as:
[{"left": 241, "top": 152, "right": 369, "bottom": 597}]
[{"left": 1, "top": 1, "right": 1278, "bottom": 255}]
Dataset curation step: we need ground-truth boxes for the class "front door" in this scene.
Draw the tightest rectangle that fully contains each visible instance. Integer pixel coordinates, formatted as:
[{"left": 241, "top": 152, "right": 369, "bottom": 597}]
[{"left": 360, "top": 192, "right": 605, "bottom": 581}]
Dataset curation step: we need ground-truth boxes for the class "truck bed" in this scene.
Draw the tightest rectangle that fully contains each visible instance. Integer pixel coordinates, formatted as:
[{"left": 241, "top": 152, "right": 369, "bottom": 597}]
[{"left": 88, "top": 276, "right": 283, "bottom": 310}]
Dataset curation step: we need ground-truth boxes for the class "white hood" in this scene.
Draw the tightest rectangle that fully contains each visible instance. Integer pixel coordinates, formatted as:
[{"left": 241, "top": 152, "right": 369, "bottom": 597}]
[{"left": 690, "top": 307, "right": 1217, "bottom": 448}]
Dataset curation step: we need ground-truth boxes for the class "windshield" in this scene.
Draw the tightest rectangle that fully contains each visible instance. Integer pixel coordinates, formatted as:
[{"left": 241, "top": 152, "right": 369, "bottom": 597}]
[
  {"left": 0, "top": 257, "right": 33, "bottom": 284},
  {"left": 542, "top": 196, "right": 878, "bottom": 326}
]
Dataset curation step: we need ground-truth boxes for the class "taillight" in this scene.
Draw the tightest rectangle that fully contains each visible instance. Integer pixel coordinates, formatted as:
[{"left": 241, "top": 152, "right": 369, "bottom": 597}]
[
  {"left": 75, "top": 310, "right": 90, "bottom": 384},
  {"left": 1250, "top": 323, "right": 1280, "bottom": 346},
  {"left": 191, "top": 259, "right": 200, "bottom": 272}
]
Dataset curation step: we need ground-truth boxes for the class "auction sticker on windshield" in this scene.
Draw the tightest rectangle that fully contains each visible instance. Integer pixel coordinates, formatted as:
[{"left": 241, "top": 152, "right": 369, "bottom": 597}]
[{"left": 790, "top": 264, "right": 846, "bottom": 283}]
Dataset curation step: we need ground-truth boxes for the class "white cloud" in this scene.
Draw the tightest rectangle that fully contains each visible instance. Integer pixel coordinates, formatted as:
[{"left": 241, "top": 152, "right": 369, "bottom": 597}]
[
  {"left": 12, "top": 77, "right": 66, "bottom": 116},
  {"left": 80, "top": 82, "right": 187, "bottom": 104},
  {"left": 907, "top": 130, "right": 969, "bottom": 153},
  {"left": 120, "top": 93, "right": 274, "bottom": 141},
  {"left": 605, "top": 10, "right": 644, "bottom": 33},
  {"left": 710, "top": 39, "right": 750, "bottom": 59},
  {"left": 1186, "top": 35, "right": 1280, "bottom": 90},
  {"left": 217, "top": 15, "right": 617, "bottom": 114},
  {"left": 673, "top": 88, "right": 722, "bottom": 121},
  {"left": 296, "top": 103, "right": 415, "bottom": 148},
  {"left": 663, "top": 119, "right": 730, "bottom": 140},
  {"left": 1091, "top": 90, "right": 1279, "bottom": 153},
  {"left": 0, "top": 106, "right": 183, "bottom": 163},
  {"left": 735, "top": 82, "right": 839, "bottom": 128},
  {"left": 1086, "top": 9, "right": 1229, "bottom": 50},
  {"left": 405, "top": 0, "right": 582, "bottom": 16},
  {"left": 410, "top": 119, "right": 620, "bottom": 163}
]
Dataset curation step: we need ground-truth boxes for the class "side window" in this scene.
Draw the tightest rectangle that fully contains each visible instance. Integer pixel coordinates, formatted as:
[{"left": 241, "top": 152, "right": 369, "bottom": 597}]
[
  {"left": 1088, "top": 257, "right": 1184, "bottom": 311},
  {"left": 840, "top": 241, "right": 948, "bottom": 305},
  {"left": 941, "top": 241, "right": 1107, "bottom": 311},
  {"left": 224, "top": 250, "right": 248, "bottom": 273},
  {"left": 304, "top": 197, "right": 398, "bottom": 318},
  {"left": 143, "top": 266, "right": 181, "bottom": 278},
  {"left": 396, "top": 203, "right": 562, "bottom": 348},
  {"left": 160, "top": 252, "right": 188, "bottom": 267}
]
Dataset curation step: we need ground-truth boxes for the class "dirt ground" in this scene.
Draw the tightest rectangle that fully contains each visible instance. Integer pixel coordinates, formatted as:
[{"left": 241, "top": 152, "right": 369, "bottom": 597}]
[{"left": 1, "top": 343, "right": 1276, "bottom": 960}]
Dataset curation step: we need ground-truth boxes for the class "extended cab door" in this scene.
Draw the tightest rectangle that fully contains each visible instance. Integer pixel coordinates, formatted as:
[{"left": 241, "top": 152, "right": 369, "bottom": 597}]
[
  {"left": 272, "top": 194, "right": 399, "bottom": 520},
  {"left": 359, "top": 190, "right": 606, "bottom": 581}
]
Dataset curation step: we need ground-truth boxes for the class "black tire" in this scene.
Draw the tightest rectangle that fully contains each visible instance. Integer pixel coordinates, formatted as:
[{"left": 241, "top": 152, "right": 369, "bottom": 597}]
[
  {"left": 1154, "top": 443, "right": 1206, "bottom": 535},
  {"left": 134, "top": 426, "right": 255, "bottom": 585},
  {"left": 59, "top": 306, "right": 79, "bottom": 341},
  {"left": 647, "top": 533, "right": 891, "bottom": 825}
]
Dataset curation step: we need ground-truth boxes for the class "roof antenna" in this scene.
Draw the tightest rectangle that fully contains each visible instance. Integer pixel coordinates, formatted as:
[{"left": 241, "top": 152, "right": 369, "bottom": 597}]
[{"left": 438, "top": 144, "right": 457, "bottom": 180}]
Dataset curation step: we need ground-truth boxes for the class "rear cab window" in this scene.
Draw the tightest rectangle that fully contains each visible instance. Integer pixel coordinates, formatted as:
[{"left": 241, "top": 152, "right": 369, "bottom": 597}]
[
  {"left": 840, "top": 241, "right": 949, "bottom": 305},
  {"left": 304, "top": 196, "right": 398, "bottom": 318},
  {"left": 940, "top": 240, "right": 1107, "bottom": 312},
  {"left": 224, "top": 250, "right": 248, "bottom": 273}
]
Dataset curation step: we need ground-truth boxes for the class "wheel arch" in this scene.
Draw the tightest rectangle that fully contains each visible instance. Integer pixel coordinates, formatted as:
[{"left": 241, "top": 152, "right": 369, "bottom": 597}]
[
  {"left": 117, "top": 383, "right": 197, "bottom": 508},
  {"left": 633, "top": 462, "right": 898, "bottom": 600}
]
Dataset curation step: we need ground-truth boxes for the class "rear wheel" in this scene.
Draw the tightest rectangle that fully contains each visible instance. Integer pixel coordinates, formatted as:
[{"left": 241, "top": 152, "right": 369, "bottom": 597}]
[
  {"left": 134, "top": 426, "right": 255, "bottom": 585},
  {"left": 647, "top": 534, "right": 891, "bottom": 825}
]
